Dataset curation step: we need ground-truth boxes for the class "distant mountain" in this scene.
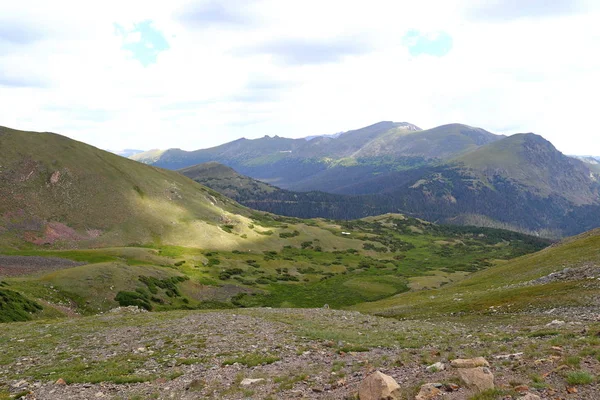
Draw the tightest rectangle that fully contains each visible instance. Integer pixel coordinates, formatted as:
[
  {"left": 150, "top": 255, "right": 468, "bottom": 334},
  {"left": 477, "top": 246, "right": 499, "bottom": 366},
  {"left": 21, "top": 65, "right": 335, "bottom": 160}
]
[
  {"left": 571, "top": 155, "right": 600, "bottom": 173},
  {"left": 163, "top": 123, "right": 600, "bottom": 238},
  {"left": 132, "top": 121, "right": 500, "bottom": 188},
  {"left": 179, "top": 162, "right": 387, "bottom": 220},
  {"left": 108, "top": 149, "right": 146, "bottom": 157},
  {"left": 303, "top": 132, "right": 344, "bottom": 141}
]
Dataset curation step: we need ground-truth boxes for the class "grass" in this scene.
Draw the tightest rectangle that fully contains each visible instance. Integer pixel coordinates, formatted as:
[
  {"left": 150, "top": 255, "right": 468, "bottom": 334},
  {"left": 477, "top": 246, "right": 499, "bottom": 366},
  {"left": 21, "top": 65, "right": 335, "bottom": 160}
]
[
  {"left": 566, "top": 370, "right": 596, "bottom": 385},
  {"left": 222, "top": 353, "right": 280, "bottom": 367},
  {"left": 468, "top": 389, "right": 513, "bottom": 400}
]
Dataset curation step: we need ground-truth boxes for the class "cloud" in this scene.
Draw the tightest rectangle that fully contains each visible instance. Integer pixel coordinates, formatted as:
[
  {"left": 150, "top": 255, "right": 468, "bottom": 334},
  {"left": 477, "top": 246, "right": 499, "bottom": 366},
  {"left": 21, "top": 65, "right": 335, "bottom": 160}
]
[
  {"left": 402, "top": 30, "right": 453, "bottom": 57},
  {"left": 466, "top": 0, "right": 587, "bottom": 21},
  {"left": 177, "top": 1, "right": 254, "bottom": 27},
  {"left": 0, "top": 69, "right": 47, "bottom": 88},
  {"left": 0, "top": 0, "right": 599, "bottom": 156},
  {"left": 114, "top": 21, "right": 170, "bottom": 66},
  {"left": 0, "top": 20, "right": 45, "bottom": 45},
  {"left": 246, "top": 38, "right": 372, "bottom": 65}
]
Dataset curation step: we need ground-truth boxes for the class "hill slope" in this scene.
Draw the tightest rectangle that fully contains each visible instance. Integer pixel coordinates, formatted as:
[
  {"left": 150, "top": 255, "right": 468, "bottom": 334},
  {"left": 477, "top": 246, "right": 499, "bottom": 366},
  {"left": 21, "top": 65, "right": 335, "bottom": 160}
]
[
  {"left": 0, "top": 126, "right": 307, "bottom": 250},
  {"left": 354, "top": 227, "right": 600, "bottom": 318}
]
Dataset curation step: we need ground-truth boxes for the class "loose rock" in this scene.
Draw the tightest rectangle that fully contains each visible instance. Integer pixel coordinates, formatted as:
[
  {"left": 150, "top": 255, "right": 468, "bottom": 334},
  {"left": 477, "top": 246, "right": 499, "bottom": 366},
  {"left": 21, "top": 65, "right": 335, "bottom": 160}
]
[
  {"left": 458, "top": 367, "right": 495, "bottom": 392},
  {"left": 415, "top": 383, "right": 443, "bottom": 400},
  {"left": 426, "top": 362, "right": 445, "bottom": 372},
  {"left": 358, "top": 371, "right": 401, "bottom": 400},
  {"left": 240, "top": 378, "right": 265, "bottom": 386},
  {"left": 519, "top": 394, "right": 541, "bottom": 400},
  {"left": 450, "top": 357, "right": 490, "bottom": 368}
]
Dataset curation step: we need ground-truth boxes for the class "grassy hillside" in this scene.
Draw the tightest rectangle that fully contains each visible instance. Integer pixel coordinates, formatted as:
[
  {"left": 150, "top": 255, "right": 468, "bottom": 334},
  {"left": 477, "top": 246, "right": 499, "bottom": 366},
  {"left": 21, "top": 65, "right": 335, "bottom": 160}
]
[
  {"left": 0, "top": 126, "right": 365, "bottom": 251},
  {"left": 179, "top": 162, "right": 278, "bottom": 199},
  {"left": 354, "top": 228, "right": 600, "bottom": 317}
]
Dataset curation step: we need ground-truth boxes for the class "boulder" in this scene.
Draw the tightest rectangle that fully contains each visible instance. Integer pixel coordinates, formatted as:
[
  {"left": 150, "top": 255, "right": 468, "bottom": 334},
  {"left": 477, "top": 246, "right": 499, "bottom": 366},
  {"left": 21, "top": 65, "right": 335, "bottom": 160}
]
[
  {"left": 450, "top": 357, "right": 490, "bottom": 368},
  {"left": 358, "top": 371, "right": 401, "bottom": 400},
  {"left": 415, "top": 383, "right": 443, "bottom": 400},
  {"left": 458, "top": 367, "right": 494, "bottom": 392}
]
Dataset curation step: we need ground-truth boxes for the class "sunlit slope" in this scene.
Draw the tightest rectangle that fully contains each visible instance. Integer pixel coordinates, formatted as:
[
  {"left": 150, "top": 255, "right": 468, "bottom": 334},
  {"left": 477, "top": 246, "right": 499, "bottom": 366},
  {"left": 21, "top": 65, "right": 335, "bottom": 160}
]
[
  {"left": 0, "top": 126, "right": 363, "bottom": 250},
  {"left": 353, "top": 228, "right": 600, "bottom": 316}
]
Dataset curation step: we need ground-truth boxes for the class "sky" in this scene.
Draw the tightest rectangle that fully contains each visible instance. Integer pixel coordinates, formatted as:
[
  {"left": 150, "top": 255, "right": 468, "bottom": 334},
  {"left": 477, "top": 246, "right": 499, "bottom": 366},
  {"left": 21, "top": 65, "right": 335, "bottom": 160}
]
[{"left": 1, "top": 0, "right": 599, "bottom": 155}]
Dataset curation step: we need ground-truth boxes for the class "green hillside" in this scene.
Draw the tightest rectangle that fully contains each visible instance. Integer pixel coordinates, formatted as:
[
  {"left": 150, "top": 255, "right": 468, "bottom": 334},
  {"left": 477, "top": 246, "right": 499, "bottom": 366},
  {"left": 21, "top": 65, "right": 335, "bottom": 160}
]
[
  {"left": 0, "top": 214, "right": 549, "bottom": 321},
  {"left": 354, "top": 227, "right": 600, "bottom": 317},
  {"left": 1, "top": 126, "right": 357, "bottom": 251},
  {"left": 179, "top": 162, "right": 278, "bottom": 199}
]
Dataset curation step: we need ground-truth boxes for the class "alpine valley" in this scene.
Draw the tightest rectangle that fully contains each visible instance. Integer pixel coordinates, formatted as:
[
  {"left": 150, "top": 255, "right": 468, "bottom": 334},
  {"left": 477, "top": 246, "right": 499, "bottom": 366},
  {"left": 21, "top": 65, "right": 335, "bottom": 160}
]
[{"left": 1, "top": 124, "right": 599, "bottom": 399}]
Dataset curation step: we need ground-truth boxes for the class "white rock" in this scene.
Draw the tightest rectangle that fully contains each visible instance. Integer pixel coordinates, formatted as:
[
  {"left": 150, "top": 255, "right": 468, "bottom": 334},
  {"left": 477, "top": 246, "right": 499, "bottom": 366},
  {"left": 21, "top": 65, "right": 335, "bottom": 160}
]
[
  {"left": 240, "top": 378, "right": 265, "bottom": 386},
  {"left": 426, "top": 362, "right": 445, "bottom": 372}
]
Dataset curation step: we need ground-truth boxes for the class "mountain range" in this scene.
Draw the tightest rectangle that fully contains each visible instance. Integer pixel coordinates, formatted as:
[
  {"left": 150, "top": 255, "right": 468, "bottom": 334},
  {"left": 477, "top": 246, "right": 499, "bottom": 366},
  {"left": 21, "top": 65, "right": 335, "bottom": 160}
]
[{"left": 134, "top": 122, "right": 600, "bottom": 238}]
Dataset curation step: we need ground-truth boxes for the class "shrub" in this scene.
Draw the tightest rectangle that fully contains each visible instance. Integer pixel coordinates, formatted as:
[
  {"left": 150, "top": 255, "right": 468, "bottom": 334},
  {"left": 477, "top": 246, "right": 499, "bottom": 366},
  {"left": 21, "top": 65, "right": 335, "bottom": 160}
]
[
  {"left": 115, "top": 291, "right": 152, "bottom": 311},
  {"left": 0, "top": 289, "right": 43, "bottom": 323}
]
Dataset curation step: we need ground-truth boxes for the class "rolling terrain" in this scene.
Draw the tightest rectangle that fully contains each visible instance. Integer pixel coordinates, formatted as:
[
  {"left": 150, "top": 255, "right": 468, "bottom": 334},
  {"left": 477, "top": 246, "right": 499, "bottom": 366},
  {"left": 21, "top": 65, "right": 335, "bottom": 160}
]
[
  {"left": 1, "top": 214, "right": 599, "bottom": 399},
  {"left": 1, "top": 124, "right": 599, "bottom": 399}
]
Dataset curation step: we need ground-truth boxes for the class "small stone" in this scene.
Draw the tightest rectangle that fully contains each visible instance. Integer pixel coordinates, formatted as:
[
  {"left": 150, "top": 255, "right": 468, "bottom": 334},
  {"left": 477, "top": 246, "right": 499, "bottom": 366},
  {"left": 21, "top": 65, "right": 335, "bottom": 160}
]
[
  {"left": 95, "top": 392, "right": 105, "bottom": 398},
  {"left": 444, "top": 383, "right": 459, "bottom": 392},
  {"left": 519, "top": 394, "right": 541, "bottom": 400},
  {"left": 494, "top": 352, "right": 524, "bottom": 360},
  {"left": 546, "top": 320, "right": 565, "bottom": 327},
  {"left": 415, "top": 383, "right": 443, "bottom": 400},
  {"left": 240, "top": 378, "right": 265, "bottom": 386},
  {"left": 358, "top": 371, "right": 401, "bottom": 400},
  {"left": 458, "top": 367, "right": 495, "bottom": 392},
  {"left": 450, "top": 357, "right": 490, "bottom": 368},
  {"left": 12, "top": 379, "right": 28, "bottom": 388},
  {"left": 426, "top": 362, "right": 445, "bottom": 372},
  {"left": 55, "top": 378, "right": 67, "bottom": 385},
  {"left": 514, "top": 385, "right": 529, "bottom": 393},
  {"left": 566, "top": 387, "right": 578, "bottom": 394}
]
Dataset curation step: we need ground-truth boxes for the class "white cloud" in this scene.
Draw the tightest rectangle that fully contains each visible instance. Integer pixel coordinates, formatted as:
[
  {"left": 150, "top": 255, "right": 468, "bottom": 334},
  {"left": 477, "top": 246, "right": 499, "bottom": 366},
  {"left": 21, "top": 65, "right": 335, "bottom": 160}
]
[{"left": 0, "top": 0, "right": 599, "bottom": 155}]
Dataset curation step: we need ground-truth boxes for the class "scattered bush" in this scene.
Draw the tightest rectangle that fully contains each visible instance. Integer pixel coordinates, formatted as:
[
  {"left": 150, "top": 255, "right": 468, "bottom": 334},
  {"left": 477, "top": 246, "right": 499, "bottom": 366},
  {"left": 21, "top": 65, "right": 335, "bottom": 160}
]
[
  {"left": 0, "top": 289, "right": 43, "bottom": 323},
  {"left": 115, "top": 291, "right": 152, "bottom": 311},
  {"left": 279, "top": 230, "right": 300, "bottom": 238}
]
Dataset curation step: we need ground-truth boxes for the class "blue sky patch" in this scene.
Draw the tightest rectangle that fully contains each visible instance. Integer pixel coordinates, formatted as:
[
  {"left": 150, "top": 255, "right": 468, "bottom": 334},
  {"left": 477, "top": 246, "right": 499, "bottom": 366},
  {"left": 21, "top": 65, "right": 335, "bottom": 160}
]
[
  {"left": 403, "top": 30, "right": 453, "bottom": 57},
  {"left": 114, "top": 21, "right": 169, "bottom": 66}
]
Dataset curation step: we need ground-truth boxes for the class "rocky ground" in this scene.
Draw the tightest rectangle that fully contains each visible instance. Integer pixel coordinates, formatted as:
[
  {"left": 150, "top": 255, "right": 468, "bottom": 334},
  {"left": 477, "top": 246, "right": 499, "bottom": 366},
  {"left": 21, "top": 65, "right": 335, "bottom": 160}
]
[
  {"left": 0, "top": 256, "right": 83, "bottom": 277},
  {"left": 1, "top": 308, "right": 599, "bottom": 399}
]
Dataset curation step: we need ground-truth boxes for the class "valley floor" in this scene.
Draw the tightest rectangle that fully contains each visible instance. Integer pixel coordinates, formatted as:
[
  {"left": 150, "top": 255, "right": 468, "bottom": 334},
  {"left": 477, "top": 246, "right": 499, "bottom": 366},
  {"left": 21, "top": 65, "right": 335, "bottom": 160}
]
[{"left": 1, "top": 308, "right": 599, "bottom": 400}]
